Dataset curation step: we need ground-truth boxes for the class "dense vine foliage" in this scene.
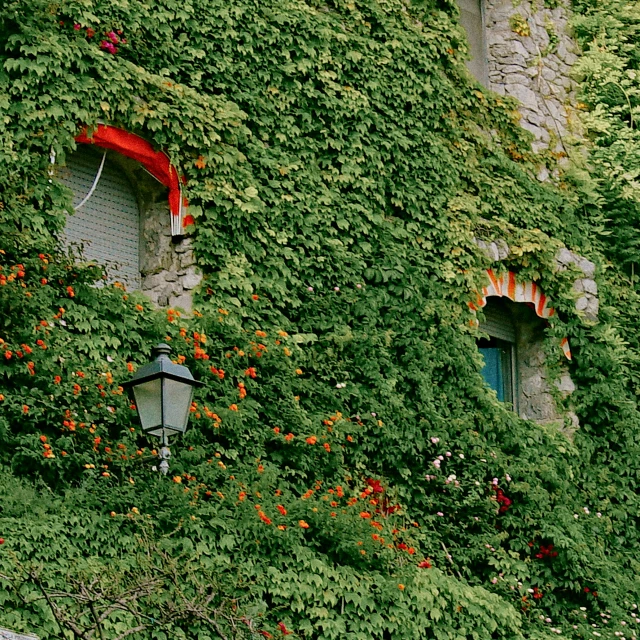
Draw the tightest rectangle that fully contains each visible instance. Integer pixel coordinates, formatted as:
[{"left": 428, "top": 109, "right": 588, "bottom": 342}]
[{"left": 2, "top": 0, "right": 640, "bottom": 638}]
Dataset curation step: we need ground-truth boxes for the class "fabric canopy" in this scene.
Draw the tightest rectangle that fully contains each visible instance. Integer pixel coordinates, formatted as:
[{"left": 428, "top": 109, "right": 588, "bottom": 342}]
[
  {"left": 75, "top": 124, "right": 185, "bottom": 235},
  {"left": 469, "top": 269, "right": 572, "bottom": 360}
]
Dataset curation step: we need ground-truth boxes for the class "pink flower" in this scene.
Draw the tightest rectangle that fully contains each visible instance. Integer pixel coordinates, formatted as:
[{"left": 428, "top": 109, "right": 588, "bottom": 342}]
[
  {"left": 73, "top": 23, "right": 81, "bottom": 30},
  {"left": 107, "top": 31, "right": 119, "bottom": 44},
  {"left": 436, "top": 512, "right": 444, "bottom": 517},
  {"left": 100, "top": 41, "right": 117, "bottom": 54}
]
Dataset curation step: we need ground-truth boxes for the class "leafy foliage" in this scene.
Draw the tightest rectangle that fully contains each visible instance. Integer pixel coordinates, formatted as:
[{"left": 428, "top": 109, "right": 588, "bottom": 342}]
[{"left": 1, "top": 0, "right": 640, "bottom": 638}]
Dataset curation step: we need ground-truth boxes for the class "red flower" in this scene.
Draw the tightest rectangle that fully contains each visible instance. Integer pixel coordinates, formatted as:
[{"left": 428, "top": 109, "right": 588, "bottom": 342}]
[
  {"left": 535, "top": 543, "right": 558, "bottom": 560},
  {"left": 86, "top": 27, "right": 95, "bottom": 37},
  {"left": 277, "top": 622, "right": 292, "bottom": 636},
  {"left": 418, "top": 559, "right": 432, "bottom": 569},
  {"left": 182, "top": 214, "right": 195, "bottom": 227},
  {"left": 245, "top": 367, "right": 257, "bottom": 378},
  {"left": 493, "top": 486, "right": 513, "bottom": 514},
  {"left": 366, "top": 478, "right": 384, "bottom": 494}
]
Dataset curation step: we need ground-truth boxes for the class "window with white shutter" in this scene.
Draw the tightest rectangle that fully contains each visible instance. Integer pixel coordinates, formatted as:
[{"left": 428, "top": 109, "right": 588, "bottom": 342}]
[{"left": 60, "top": 146, "right": 141, "bottom": 289}]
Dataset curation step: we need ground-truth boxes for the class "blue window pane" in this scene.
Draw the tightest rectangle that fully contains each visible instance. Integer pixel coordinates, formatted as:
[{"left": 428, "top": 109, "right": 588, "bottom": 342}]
[{"left": 479, "top": 347, "right": 505, "bottom": 401}]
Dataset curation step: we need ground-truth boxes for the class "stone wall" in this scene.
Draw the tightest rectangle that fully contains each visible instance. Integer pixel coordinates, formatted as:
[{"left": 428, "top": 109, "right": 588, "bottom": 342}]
[
  {"left": 119, "top": 157, "right": 201, "bottom": 312},
  {"left": 506, "top": 300, "right": 574, "bottom": 427},
  {"left": 139, "top": 200, "right": 200, "bottom": 311},
  {"left": 483, "top": 0, "right": 579, "bottom": 154}
]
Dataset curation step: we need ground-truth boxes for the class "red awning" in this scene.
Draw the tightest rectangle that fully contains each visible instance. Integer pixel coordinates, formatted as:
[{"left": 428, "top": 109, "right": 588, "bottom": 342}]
[{"left": 75, "top": 124, "right": 185, "bottom": 235}]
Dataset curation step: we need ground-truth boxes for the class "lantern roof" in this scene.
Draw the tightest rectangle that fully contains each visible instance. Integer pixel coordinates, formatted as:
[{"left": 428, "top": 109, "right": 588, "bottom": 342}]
[{"left": 122, "top": 343, "right": 204, "bottom": 389}]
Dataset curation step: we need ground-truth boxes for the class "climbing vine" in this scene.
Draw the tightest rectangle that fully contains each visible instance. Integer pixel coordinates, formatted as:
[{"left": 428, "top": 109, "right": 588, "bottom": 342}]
[{"left": 2, "top": 0, "right": 640, "bottom": 638}]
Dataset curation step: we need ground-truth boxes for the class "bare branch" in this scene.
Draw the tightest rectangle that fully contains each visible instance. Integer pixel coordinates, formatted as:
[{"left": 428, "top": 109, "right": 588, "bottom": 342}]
[{"left": 113, "top": 625, "right": 149, "bottom": 640}]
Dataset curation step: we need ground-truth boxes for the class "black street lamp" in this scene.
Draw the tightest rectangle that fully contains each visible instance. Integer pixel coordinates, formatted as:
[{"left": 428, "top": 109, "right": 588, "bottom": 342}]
[{"left": 123, "top": 343, "right": 203, "bottom": 474}]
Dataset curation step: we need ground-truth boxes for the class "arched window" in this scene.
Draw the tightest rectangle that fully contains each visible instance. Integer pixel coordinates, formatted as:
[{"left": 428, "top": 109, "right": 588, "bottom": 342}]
[
  {"left": 456, "top": 0, "right": 488, "bottom": 85},
  {"left": 471, "top": 270, "right": 573, "bottom": 422},
  {"left": 61, "top": 146, "right": 141, "bottom": 288}
]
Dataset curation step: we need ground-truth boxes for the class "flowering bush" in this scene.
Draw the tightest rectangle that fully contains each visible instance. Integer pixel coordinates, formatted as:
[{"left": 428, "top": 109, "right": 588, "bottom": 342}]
[{"left": 1, "top": 0, "right": 640, "bottom": 638}]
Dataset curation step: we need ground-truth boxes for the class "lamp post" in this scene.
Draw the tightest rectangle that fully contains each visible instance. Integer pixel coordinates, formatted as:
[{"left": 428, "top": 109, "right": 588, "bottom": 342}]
[{"left": 123, "top": 343, "right": 203, "bottom": 474}]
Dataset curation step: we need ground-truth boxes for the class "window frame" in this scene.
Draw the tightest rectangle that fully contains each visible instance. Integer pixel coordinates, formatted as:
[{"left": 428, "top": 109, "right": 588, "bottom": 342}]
[{"left": 478, "top": 334, "right": 518, "bottom": 411}]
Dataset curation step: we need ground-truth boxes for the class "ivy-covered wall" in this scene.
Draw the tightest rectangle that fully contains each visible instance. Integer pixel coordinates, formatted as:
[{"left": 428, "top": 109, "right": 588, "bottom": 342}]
[{"left": 2, "top": 0, "right": 640, "bottom": 639}]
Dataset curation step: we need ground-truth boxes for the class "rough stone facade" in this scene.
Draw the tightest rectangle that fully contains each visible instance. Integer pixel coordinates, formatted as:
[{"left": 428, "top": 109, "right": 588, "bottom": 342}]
[
  {"left": 555, "top": 247, "right": 599, "bottom": 322},
  {"left": 508, "top": 300, "right": 577, "bottom": 436},
  {"left": 483, "top": 0, "right": 579, "bottom": 154},
  {"left": 507, "top": 299, "right": 557, "bottom": 421},
  {"left": 139, "top": 201, "right": 200, "bottom": 312},
  {"left": 118, "top": 157, "right": 201, "bottom": 312},
  {"left": 0, "top": 626, "right": 39, "bottom": 640}
]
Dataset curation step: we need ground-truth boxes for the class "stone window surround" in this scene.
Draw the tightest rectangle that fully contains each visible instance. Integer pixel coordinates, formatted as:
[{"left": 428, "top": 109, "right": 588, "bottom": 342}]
[
  {"left": 475, "top": 239, "right": 599, "bottom": 322},
  {"left": 473, "top": 240, "right": 597, "bottom": 435}
]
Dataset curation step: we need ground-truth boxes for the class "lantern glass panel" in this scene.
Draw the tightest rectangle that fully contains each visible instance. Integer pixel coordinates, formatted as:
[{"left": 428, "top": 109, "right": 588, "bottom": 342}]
[
  {"left": 162, "top": 377, "right": 194, "bottom": 434},
  {"left": 132, "top": 378, "right": 162, "bottom": 433}
]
